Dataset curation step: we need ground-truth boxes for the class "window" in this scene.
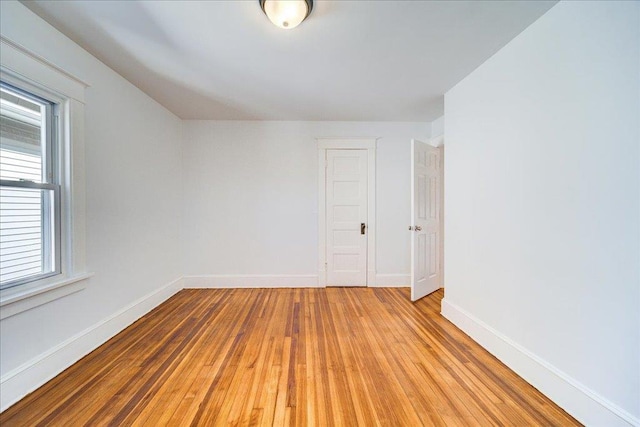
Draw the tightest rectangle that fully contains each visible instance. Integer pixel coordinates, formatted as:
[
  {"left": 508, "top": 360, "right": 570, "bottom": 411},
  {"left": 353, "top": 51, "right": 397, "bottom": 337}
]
[
  {"left": 0, "top": 39, "right": 88, "bottom": 319},
  {"left": 0, "top": 82, "right": 61, "bottom": 290}
]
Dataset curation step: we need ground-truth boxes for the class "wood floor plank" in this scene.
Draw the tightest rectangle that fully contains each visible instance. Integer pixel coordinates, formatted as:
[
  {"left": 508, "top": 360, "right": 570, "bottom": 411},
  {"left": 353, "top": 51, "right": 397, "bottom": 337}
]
[{"left": 0, "top": 288, "right": 581, "bottom": 426}]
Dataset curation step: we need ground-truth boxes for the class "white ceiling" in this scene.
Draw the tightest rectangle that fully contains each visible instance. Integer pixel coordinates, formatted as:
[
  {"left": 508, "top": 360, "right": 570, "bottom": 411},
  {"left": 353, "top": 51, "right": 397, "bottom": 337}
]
[{"left": 23, "top": 0, "right": 556, "bottom": 122}]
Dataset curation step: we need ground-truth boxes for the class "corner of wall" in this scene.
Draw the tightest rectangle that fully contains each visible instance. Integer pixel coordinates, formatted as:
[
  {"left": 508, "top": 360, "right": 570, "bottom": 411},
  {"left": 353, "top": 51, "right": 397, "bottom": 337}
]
[
  {"left": 0, "top": 276, "right": 184, "bottom": 412},
  {"left": 441, "top": 298, "right": 639, "bottom": 427}
]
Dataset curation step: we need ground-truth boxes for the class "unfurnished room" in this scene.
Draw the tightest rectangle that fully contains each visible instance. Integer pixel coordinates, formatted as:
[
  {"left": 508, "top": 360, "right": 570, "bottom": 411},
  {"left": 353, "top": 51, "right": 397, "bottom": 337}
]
[{"left": 0, "top": 0, "right": 638, "bottom": 425}]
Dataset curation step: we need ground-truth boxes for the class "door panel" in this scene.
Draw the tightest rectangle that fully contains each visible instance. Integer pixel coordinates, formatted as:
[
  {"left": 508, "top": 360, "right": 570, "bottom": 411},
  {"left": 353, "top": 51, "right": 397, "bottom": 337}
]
[
  {"left": 326, "top": 149, "right": 367, "bottom": 286},
  {"left": 411, "top": 140, "right": 442, "bottom": 301}
]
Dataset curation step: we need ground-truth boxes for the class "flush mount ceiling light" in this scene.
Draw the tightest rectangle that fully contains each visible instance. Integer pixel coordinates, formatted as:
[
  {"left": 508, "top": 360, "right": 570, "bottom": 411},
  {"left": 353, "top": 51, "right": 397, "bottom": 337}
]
[{"left": 260, "top": 0, "right": 313, "bottom": 29}]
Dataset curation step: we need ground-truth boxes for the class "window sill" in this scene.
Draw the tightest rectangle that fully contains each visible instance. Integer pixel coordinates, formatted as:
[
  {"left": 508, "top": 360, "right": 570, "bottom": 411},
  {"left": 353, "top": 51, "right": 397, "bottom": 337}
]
[{"left": 0, "top": 273, "right": 93, "bottom": 320}]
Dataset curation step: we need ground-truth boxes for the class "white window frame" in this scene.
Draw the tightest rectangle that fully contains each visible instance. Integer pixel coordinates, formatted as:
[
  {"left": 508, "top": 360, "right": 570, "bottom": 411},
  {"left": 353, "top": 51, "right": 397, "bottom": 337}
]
[{"left": 0, "top": 36, "right": 91, "bottom": 320}]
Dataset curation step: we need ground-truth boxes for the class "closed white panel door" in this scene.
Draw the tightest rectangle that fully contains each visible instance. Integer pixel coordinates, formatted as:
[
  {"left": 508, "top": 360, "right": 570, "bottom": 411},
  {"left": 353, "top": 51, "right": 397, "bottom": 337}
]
[
  {"left": 410, "top": 140, "right": 442, "bottom": 301},
  {"left": 326, "top": 149, "right": 368, "bottom": 286}
]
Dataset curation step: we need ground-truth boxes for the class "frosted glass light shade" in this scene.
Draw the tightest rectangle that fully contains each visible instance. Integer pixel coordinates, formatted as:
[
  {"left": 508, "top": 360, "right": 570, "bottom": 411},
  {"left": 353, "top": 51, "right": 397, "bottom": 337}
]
[{"left": 261, "top": 0, "right": 312, "bottom": 29}]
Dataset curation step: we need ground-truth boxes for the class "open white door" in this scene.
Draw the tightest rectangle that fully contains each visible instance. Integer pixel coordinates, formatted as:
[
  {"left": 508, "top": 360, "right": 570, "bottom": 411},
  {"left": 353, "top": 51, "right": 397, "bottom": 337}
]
[{"left": 410, "top": 139, "right": 442, "bottom": 301}]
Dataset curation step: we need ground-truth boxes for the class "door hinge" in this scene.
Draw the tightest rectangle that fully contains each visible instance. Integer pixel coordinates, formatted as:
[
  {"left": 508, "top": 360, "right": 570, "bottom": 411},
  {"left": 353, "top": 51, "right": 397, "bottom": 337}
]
[{"left": 325, "top": 262, "right": 328, "bottom": 271}]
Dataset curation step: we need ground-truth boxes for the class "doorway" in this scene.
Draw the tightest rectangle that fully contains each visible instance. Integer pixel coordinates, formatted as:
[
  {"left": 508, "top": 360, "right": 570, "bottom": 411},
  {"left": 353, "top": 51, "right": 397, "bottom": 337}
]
[{"left": 317, "top": 138, "right": 377, "bottom": 287}]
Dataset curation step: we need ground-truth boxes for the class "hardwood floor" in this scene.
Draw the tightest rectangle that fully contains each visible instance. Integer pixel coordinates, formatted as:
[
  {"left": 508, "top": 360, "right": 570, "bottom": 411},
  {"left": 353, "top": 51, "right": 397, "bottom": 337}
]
[{"left": 0, "top": 288, "right": 579, "bottom": 426}]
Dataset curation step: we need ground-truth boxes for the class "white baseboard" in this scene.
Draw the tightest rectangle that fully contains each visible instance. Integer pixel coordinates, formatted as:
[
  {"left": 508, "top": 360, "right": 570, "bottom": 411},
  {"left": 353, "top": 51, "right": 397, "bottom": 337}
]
[
  {"left": 183, "top": 274, "right": 411, "bottom": 289},
  {"left": 0, "top": 277, "right": 183, "bottom": 413},
  {"left": 372, "top": 274, "right": 410, "bottom": 287},
  {"left": 183, "top": 274, "right": 320, "bottom": 289},
  {"left": 441, "top": 298, "right": 639, "bottom": 427}
]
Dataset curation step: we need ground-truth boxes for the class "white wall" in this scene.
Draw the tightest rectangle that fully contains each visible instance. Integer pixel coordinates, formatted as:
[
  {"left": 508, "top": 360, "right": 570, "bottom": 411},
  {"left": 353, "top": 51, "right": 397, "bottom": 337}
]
[
  {"left": 442, "top": 1, "right": 639, "bottom": 426},
  {"left": 0, "top": 0, "right": 183, "bottom": 407},
  {"left": 430, "top": 115, "right": 444, "bottom": 138},
  {"left": 182, "top": 121, "right": 428, "bottom": 285}
]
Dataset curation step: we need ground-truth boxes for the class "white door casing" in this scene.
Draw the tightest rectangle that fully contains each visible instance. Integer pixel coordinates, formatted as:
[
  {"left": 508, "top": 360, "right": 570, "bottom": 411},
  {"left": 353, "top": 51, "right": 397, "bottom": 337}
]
[
  {"left": 326, "top": 149, "right": 368, "bottom": 286},
  {"left": 317, "top": 138, "right": 377, "bottom": 287},
  {"left": 410, "top": 139, "right": 442, "bottom": 301}
]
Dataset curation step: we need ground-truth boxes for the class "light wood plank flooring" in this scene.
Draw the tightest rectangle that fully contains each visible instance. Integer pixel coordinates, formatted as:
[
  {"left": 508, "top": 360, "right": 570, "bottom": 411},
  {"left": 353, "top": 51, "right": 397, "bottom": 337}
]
[{"left": 0, "top": 288, "right": 580, "bottom": 426}]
